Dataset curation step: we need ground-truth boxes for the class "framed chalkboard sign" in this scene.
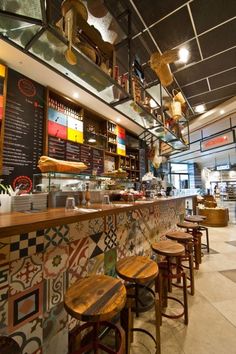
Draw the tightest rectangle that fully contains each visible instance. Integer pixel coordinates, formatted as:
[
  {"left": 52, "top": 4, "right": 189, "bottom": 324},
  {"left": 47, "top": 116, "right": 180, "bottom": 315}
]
[{"left": 1, "top": 68, "right": 45, "bottom": 191}]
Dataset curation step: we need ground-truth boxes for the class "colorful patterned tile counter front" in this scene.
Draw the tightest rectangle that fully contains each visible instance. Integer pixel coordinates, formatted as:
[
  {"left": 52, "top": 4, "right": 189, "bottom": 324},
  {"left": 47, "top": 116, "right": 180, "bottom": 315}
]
[{"left": 1, "top": 198, "right": 186, "bottom": 353}]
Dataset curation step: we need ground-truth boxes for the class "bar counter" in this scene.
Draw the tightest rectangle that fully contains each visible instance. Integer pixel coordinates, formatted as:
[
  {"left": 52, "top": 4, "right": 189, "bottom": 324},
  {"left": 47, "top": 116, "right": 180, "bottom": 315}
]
[{"left": 0, "top": 195, "right": 193, "bottom": 354}]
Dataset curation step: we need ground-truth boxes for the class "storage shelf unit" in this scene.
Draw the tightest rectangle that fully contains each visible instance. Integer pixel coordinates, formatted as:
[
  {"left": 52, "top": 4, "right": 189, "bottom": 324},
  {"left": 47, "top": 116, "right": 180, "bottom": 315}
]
[{"left": 0, "top": 2, "right": 189, "bottom": 155}]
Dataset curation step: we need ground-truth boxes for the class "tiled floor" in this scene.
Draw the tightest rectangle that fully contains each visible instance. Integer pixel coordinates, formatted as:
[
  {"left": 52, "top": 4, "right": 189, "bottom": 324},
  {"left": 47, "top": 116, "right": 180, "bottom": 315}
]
[{"left": 130, "top": 224, "right": 236, "bottom": 354}]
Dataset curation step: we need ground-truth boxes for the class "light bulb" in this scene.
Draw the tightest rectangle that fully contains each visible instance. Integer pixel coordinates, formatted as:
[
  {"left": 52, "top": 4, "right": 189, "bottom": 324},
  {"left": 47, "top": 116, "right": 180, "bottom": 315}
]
[{"left": 178, "top": 48, "right": 189, "bottom": 63}]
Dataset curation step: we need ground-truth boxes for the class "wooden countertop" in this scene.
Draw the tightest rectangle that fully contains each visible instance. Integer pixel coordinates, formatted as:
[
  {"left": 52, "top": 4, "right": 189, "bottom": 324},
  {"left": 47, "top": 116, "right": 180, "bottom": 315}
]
[{"left": 0, "top": 195, "right": 195, "bottom": 238}]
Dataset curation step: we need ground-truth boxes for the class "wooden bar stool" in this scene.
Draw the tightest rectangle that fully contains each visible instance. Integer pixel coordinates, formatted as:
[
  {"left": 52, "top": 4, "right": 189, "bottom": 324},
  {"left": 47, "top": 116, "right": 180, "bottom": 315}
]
[
  {"left": 0, "top": 336, "right": 21, "bottom": 354},
  {"left": 177, "top": 221, "right": 201, "bottom": 269},
  {"left": 116, "top": 256, "right": 160, "bottom": 354},
  {"left": 64, "top": 274, "right": 126, "bottom": 354},
  {"left": 152, "top": 240, "right": 188, "bottom": 325},
  {"left": 185, "top": 215, "right": 210, "bottom": 253},
  {"left": 165, "top": 231, "right": 195, "bottom": 296}
]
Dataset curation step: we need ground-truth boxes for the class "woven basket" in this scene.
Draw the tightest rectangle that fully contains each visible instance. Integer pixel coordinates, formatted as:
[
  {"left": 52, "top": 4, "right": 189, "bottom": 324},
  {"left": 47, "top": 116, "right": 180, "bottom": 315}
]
[
  {"left": 172, "top": 89, "right": 186, "bottom": 105},
  {"left": 170, "top": 100, "right": 182, "bottom": 120}
]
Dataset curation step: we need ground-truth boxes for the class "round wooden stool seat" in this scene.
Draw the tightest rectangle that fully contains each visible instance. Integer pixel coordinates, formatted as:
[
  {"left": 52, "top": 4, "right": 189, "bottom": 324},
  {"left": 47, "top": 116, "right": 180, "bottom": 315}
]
[
  {"left": 165, "top": 231, "right": 193, "bottom": 242},
  {"left": 65, "top": 274, "right": 126, "bottom": 322},
  {"left": 0, "top": 336, "right": 21, "bottom": 354},
  {"left": 177, "top": 221, "right": 199, "bottom": 229},
  {"left": 116, "top": 255, "right": 158, "bottom": 284},
  {"left": 116, "top": 256, "right": 161, "bottom": 354},
  {"left": 65, "top": 275, "right": 126, "bottom": 354},
  {"left": 152, "top": 240, "right": 185, "bottom": 257},
  {"left": 166, "top": 231, "right": 195, "bottom": 296},
  {"left": 152, "top": 240, "right": 188, "bottom": 325},
  {"left": 184, "top": 215, "right": 205, "bottom": 223}
]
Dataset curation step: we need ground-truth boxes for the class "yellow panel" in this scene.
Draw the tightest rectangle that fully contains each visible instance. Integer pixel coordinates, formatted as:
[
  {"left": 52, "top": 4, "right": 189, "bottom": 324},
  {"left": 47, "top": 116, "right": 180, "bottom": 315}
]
[
  {"left": 117, "top": 147, "right": 126, "bottom": 156},
  {"left": 67, "top": 127, "right": 83, "bottom": 143},
  {"left": 0, "top": 64, "right": 6, "bottom": 78}
]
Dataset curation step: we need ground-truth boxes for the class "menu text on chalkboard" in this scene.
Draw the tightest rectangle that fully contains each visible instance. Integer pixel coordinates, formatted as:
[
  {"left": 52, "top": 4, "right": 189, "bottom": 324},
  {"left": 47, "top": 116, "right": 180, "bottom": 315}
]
[{"left": 1, "top": 69, "right": 45, "bottom": 190}]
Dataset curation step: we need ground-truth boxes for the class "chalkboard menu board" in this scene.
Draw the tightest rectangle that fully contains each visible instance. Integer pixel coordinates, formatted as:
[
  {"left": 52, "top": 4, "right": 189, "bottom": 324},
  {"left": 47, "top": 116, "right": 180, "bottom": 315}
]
[
  {"left": 1, "top": 69, "right": 45, "bottom": 191},
  {"left": 48, "top": 136, "right": 66, "bottom": 160},
  {"left": 139, "top": 148, "right": 146, "bottom": 179}
]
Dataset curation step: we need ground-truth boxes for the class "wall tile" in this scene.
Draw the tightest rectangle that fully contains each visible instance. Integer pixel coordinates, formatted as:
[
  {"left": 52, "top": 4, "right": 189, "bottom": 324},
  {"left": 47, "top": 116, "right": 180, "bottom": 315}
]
[
  {"left": 88, "top": 232, "right": 105, "bottom": 259},
  {"left": 44, "top": 225, "right": 69, "bottom": 251},
  {"left": 10, "top": 231, "right": 44, "bottom": 261},
  {"left": 44, "top": 245, "right": 69, "bottom": 279},
  {"left": 88, "top": 253, "right": 104, "bottom": 275},
  {"left": 69, "top": 220, "right": 90, "bottom": 242},
  {"left": 68, "top": 238, "right": 89, "bottom": 285},
  {"left": 43, "top": 328, "right": 68, "bottom": 354},
  {"left": 8, "top": 283, "right": 43, "bottom": 333},
  {"left": 10, "top": 316, "right": 43, "bottom": 354},
  {"left": 104, "top": 248, "right": 117, "bottom": 277},
  {"left": 89, "top": 217, "right": 104, "bottom": 234},
  {"left": 9, "top": 254, "right": 43, "bottom": 296},
  {"left": 43, "top": 302, "right": 68, "bottom": 347},
  {"left": 44, "top": 272, "right": 68, "bottom": 312},
  {"left": 0, "top": 237, "right": 10, "bottom": 265},
  {"left": 0, "top": 298, "right": 8, "bottom": 330}
]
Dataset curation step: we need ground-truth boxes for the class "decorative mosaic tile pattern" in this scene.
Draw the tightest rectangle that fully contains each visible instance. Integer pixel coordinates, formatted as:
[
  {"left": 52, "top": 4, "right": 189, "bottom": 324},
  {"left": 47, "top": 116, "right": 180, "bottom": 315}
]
[
  {"left": 44, "top": 272, "right": 68, "bottom": 312},
  {"left": 43, "top": 328, "right": 68, "bottom": 354},
  {"left": 88, "top": 232, "right": 105, "bottom": 259},
  {"left": 104, "top": 248, "right": 117, "bottom": 277},
  {"left": 68, "top": 238, "right": 89, "bottom": 285},
  {"left": 10, "top": 316, "right": 43, "bottom": 354},
  {"left": 10, "top": 231, "right": 44, "bottom": 261},
  {"left": 0, "top": 298, "right": 8, "bottom": 330},
  {"left": 89, "top": 217, "right": 104, "bottom": 234},
  {"left": 88, "top": 253, "right": 104, "bottom": 275},
  {"left": 43, "top": 302, "right": 68, "bottom": 347},
  {"left": 104, "top": 228, "right": 117, "bottom": 251},
  {"left": 68, "top": 314, "right": 80, "bottom": 332},
  {"left": 8, "top": 283, "right": 43, "bottom": 333},
  {"left": 9, "top": 254, "right": 43, "bottom": 296},
  {"left": 69, "top": 220, "right": 90, "bottom": 242},
  {"left": 116, "top": 212, "right": 127, "bottom": 227},
  {"left": 0, "top": 262, "right": 9, "bottom": 295},
  {"left": 44, "top": 245, "right": 69, "bottom": 279},
  {"left": 44, "top": 225, "right": 69, "bottom": 251},
  {"left": 117, "top": 242, "right": 131, "bottom": 260},
  {"left": 0, "top": 237, "right": 10, "bottom": 265}
]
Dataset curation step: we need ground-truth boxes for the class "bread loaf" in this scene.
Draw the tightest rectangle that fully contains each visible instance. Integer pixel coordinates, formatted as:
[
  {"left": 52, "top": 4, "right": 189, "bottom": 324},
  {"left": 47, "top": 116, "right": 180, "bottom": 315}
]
[{"left": 38, "top": 156, "right": 87, "bottom": 173}]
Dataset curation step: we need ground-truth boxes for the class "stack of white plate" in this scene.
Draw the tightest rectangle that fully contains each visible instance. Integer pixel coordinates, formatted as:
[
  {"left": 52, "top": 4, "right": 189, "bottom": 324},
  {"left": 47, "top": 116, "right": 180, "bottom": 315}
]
[
  {"left": 12, "top": 195, "right": 31, "bottom": 212},
  {"left": 31, "top": 193, "right": 48, "bottom": 210}
]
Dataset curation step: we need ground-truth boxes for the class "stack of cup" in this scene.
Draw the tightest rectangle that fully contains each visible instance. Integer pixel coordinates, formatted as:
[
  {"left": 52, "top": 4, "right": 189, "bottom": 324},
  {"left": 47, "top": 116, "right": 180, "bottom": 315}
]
[{"left": 0, "top": 195, "right": 12, "bottom": 213}]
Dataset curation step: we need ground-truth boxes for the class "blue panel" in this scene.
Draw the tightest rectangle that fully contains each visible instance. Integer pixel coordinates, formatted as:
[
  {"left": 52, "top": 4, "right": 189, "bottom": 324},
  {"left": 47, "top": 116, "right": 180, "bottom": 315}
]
[{"left": 48, "top": 107, "right": 67, "bottom": 126}]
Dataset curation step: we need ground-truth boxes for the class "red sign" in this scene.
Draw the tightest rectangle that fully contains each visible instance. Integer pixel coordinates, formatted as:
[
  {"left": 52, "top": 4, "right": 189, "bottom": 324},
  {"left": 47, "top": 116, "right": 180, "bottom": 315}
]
[{"left": 201, "top": 131, "right": 234, "bottom": 151}]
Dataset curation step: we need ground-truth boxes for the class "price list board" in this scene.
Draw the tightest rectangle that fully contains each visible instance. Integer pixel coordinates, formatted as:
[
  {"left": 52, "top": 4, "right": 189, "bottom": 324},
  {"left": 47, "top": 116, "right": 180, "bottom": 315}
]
[
  {"left": 92, "top": 148, "right": 104, "bottom": 175},
  {"left": 139, "top": 148, "right": 146, "bottom": 179},
  {"left": 65, "top": 141, "right": 81, "bottom": 162},
  {"left": 1, "top": 69, "right": 45, "bottom": 190},
  {"left": 48, "top": 136, "right": 66, "bottom": 160},
  {"left": 80, "top": 145, "right": 92, "bottom": 174}
]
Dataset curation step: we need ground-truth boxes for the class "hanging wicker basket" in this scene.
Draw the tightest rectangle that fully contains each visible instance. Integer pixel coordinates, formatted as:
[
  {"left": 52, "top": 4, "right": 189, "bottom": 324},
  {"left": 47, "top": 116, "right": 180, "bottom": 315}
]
[
  {"left": 172, "top": 89, "right": 186, "bottom": 105},
  {"left": 170, "top": 100, "right": 182, "bottom": 120}
]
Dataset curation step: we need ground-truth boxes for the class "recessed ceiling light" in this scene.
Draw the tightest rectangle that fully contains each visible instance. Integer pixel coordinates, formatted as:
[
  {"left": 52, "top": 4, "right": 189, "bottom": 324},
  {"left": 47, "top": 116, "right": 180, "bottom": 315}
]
[
  {"left": 220, "top": 109, "right": 225, "bottom": 114},
  {"left": 73, "top": 92, "right": 79, "bottom": 99},
  {"left": 116, "top": 118, "right": 121, "bottom": 123},
  {"left": 194, "top": 104, "right": 205, "bottom": 113},
  {"left": 178, "top": 48, "right": 189, "bottom": 63}
]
